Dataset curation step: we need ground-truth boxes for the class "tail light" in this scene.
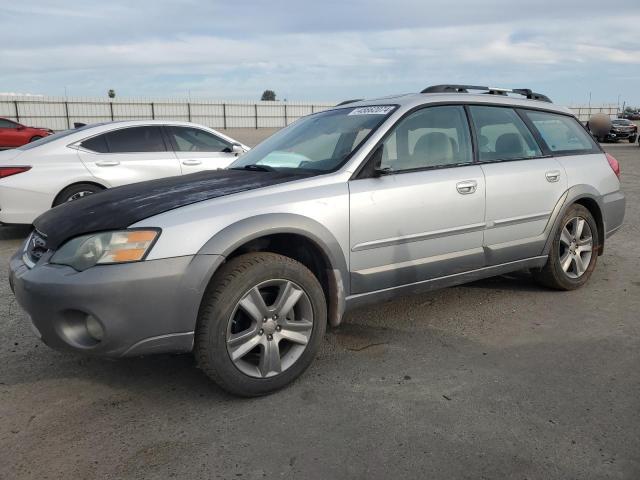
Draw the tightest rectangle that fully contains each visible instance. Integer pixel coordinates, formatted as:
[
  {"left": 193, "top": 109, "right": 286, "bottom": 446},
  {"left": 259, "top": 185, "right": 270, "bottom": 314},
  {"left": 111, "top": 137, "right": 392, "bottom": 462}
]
[
  {"left": 605, "top": 153, "right": 620, "bottom": 178},
  {"left": 0, "top": 166, "right": 31, "bottom": 179}
]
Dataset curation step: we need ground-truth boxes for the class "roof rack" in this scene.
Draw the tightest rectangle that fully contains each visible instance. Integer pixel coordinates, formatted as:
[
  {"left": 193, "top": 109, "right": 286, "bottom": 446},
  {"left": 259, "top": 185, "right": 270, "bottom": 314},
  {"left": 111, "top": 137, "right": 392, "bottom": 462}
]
[
  {"left": 335, "top": 99, "right": 364, "bottom": 106},
  {"left": 420, "top": 84, "right": 552, "bottom": 103}
]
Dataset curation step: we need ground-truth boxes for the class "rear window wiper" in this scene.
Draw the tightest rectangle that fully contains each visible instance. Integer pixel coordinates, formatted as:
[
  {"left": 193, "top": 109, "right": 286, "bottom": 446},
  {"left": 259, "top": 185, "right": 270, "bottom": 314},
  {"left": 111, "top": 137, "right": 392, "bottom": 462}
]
[{"left": 230, "top": 164, "right": 277, "bottom": 172}]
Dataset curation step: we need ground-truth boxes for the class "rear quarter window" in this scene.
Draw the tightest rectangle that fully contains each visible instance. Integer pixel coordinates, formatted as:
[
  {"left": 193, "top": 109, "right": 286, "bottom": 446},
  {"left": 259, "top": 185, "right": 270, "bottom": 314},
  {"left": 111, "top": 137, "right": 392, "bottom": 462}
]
[
  {"left": 80, "top": 134, "right": 109, "bottom": 153},
  {"left": 522, "top": 110, "right": 599, "bottom": 153}
]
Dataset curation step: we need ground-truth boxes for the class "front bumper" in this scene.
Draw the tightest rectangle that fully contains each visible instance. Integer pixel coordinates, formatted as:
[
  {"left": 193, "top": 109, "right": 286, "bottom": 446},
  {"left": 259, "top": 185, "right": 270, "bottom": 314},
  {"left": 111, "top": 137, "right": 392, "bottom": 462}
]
[
  {"left": 9, "top": 250, "right": 223, "bottom": 357},
  {"left": 607, "top": 130, "right": 636, "bottom": 140}
]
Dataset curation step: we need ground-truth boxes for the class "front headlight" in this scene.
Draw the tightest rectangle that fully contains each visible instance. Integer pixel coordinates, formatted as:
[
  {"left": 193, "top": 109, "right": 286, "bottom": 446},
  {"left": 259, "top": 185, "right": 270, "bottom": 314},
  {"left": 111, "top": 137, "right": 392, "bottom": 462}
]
[{"left": 50, "top": 229, "right": 160, "bottom": 271}]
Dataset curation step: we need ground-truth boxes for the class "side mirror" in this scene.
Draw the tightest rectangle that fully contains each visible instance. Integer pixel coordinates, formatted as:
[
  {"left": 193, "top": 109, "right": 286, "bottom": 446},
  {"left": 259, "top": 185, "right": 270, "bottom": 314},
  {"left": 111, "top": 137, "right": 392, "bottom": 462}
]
[
  {"left": 231, "top": 143, "right": 244, "bottom": 156},
  {"left": 16, "top": 125, "right": 25, "bottom": 131}
]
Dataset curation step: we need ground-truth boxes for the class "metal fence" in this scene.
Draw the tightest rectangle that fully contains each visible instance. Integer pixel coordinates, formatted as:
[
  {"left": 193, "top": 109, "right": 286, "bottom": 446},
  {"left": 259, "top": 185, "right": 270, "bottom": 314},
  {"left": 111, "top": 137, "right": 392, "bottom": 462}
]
[
  {"left": 0, "top": 96, "right": 336, "bottom": 131},
  {"left": 0, "top": 95, "right": 622, "bottom": 130},
  {"left": 569, "top": 105, "right": 620, "bottom": 123}
]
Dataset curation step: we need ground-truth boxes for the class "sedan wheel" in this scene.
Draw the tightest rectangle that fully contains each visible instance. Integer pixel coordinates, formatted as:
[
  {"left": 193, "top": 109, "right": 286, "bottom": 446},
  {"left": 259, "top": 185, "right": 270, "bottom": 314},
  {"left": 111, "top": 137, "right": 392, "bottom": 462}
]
[
  {"left": 66, "top": 190, "right": 95, "bottom": 202},
  {"left": 53, "top": 183, "right": 105, "bottom": 207}
]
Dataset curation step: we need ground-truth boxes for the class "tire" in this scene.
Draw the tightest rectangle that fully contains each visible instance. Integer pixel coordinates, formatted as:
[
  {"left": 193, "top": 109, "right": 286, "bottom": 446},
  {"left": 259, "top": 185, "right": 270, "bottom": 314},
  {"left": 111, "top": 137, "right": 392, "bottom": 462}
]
[
  {"left": 29, "top": 136, "right": 42, "bottom": 143},
  {"left": 532, "top": 204, "right": 599, "bottom": 290},
  {"left": 629, "top": 135, "right": 637, "bottom": 143},
  {"left": 53, "top": 183, "right": 104, "bottom": 206},
  {"left": 195, "top": 252, "right": 327, "bottom": 397}
]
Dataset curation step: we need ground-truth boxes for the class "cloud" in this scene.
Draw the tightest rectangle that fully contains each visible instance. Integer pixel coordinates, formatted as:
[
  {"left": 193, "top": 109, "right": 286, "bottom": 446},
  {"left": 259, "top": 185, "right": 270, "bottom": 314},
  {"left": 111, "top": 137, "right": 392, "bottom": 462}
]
[{"left": 1, "top": 0, "right": 639, "bottom": 103}]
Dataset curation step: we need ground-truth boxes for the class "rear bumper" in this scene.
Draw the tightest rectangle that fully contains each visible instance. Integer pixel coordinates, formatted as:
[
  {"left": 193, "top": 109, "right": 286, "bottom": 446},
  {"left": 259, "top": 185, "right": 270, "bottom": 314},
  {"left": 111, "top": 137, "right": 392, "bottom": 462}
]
[
  {"left": 9, "top": 251, "right": 223, "bottom": 357},
  {"left": 0, "top": 185, "right": 52, "bottom": 224},
  {"left": 603, "top": 190, "right": 625, "bottom": 238}
]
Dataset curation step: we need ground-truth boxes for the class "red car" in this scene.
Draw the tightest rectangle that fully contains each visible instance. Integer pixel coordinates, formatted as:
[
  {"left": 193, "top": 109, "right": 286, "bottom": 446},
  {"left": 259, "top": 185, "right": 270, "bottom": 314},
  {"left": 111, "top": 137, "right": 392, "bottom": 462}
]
[{"left": 0, "top": 117, "right": 53, "bottom": 149}]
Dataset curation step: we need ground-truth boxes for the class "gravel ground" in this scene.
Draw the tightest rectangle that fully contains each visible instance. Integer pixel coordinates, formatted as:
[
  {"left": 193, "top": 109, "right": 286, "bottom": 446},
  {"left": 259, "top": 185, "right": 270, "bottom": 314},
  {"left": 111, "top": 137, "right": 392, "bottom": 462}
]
[{"left": 1, "top": 143, "right": 638, "bottom": 480}]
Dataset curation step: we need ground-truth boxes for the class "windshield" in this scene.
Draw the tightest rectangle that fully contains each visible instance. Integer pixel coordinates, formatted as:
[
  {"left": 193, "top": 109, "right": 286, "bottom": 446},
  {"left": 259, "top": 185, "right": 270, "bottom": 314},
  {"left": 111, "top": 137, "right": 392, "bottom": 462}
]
[
  {"left": 230, "top": 105, "right": 396, "bottom": 172},
  {"left": 612, "top": 119, "right": 631, "bottom": 125},
  {"left": 17, "top": 123, "right": 104, "bottom": 151}
]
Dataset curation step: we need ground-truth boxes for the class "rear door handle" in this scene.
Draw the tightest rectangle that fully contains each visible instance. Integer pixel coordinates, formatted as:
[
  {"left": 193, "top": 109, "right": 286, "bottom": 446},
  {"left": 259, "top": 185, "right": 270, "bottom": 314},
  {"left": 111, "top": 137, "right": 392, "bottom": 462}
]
[
  {"left": 182, "top": 159, "right": 202, "bottom": 166},
  {"left": 545, "top": 170, "right": 561, "bottom": 182},
  {"left": 456, "top": 180, "right": 477, "bottom": 195},
  {"left": 95, "top": 160, "right": 120, "bottom": 167}
]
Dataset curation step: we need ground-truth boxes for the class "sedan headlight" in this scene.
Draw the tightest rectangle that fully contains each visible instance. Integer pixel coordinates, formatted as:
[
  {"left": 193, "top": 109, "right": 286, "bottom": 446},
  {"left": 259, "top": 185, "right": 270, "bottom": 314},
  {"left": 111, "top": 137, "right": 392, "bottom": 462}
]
[{"left": 50, "top": 229, "right": 160, "bottom": 271}]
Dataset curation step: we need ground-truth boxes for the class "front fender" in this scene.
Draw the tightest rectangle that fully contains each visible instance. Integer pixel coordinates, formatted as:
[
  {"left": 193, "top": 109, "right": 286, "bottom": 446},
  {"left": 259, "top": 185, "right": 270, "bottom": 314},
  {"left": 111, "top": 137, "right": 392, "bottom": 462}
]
[{"left": 197, "top": 213, "right": 349, "bottom": 326}]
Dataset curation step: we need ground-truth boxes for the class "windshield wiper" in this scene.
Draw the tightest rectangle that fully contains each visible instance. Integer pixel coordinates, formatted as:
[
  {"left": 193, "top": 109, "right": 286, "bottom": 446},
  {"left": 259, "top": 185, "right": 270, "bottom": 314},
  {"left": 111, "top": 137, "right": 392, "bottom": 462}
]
[{"left": 231, "top": 164, "right": 277, "bottom": 172}]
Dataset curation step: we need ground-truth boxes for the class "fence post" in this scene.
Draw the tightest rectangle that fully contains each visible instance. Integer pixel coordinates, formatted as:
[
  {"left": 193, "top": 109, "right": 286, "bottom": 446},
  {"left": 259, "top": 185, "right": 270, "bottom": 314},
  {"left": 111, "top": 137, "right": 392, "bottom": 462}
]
[
  {"left": 14, "top": 100, "right": 20, "bottom": 122},
  {"left": 223, "top": 103, "right": 227, "bottom": 129},
  {"left": 284, "top": 103, "right": 288, "bottom": 126},
  {"left": 109, "top": 101, "right": 114, "bottom": 121},
  {"left": 151, "top": 102, "right": 155, "bottom": 120},
  {"left": 254, "top": 104, "right": 258, "bottom": 129},
  {"left": 64, "top": 101, "right": 70, "bottom": 129},
  {"left": 311, "top": 105, "right": 315, "bottom": 114},
  {"left": 187, "top": 102, "right": 192, "bottom": 122}
]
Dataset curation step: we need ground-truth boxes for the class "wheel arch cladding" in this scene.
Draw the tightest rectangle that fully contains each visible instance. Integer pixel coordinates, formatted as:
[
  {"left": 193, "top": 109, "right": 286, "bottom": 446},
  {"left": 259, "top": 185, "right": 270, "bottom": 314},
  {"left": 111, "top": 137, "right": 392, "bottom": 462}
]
[
  {"left": 573, "top": 197, "right": 604, "bottom": 255},
  {"left": 197, "top": 213, "right": 349, "bottom": 327},
  {"left": 545, "top": 185, "right": 605, "bottom": 256}
]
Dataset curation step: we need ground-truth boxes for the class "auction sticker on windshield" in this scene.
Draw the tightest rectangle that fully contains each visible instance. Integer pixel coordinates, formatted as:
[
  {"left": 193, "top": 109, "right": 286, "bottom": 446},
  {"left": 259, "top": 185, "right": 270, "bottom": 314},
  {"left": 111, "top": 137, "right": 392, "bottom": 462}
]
[{"left": 348, "top": 106, "right": 395, "bottom": 115}]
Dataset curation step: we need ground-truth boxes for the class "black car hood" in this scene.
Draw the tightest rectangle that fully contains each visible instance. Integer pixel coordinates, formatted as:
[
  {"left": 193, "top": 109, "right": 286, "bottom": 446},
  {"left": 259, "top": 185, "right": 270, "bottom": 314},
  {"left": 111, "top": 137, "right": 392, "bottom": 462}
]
[{"left": 34, "top": 169, "right": 309, "bottom": 249}]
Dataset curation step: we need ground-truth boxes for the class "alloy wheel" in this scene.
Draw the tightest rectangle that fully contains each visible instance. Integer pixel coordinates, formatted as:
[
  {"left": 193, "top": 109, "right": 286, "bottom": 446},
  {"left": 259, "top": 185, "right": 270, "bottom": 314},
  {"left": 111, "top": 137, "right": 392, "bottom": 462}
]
[
  {"left": 226, "top": 279, "right": 314, "bottom": 378},
  {"left": 66, "top": 191, "right": 94, "bottom": 202},
  {"left": 559, "top": 216, "right": 593, "bottom": 279}
]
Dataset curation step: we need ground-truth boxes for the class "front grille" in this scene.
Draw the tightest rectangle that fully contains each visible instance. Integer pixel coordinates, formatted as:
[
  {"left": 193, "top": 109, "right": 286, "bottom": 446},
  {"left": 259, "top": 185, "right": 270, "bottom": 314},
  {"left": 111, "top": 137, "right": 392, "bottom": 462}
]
[{"left": 24, "top": 230, "right": 48, "bottom": 267}]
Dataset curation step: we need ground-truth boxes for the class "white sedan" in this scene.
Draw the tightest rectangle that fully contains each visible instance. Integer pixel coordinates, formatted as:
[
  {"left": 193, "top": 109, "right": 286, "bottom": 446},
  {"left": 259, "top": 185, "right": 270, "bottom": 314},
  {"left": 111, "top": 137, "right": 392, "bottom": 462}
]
[{"left": 0, "top": 120, "right": 249, "bottom": 224}]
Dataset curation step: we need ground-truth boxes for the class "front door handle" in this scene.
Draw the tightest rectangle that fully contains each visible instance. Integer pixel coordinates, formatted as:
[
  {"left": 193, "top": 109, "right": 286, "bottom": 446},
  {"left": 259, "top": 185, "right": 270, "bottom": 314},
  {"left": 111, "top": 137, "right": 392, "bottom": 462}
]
[
  {"left": 456, "top": 180, "right": 477, "bottom": 195},
  {"left": 545, "top": 170, "right": 561, "bottom": 183},
  {"left": 182, "top": 159, "right": 202, "bottom": 166},
  {"left": 95, "top": 160, "right": 120, "bottom": 167}
]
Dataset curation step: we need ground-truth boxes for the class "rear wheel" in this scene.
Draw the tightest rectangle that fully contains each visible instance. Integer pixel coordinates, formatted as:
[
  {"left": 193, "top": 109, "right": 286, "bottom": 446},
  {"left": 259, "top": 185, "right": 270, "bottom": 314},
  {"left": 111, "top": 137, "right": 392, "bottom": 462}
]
[
  {"left": 53, "top": 183, "right": 104, "bottom": 206},
  {"left": 195, "top": 252, "right": 326, "bottom": 397},
  {"left": 533, "top": 204, "right": 598, "bottom": 290}
]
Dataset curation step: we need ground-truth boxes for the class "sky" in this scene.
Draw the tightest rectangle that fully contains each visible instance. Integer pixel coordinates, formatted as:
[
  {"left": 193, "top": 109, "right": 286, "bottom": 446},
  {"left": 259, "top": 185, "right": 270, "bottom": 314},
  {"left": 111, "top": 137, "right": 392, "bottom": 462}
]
[{"left": 1, "top": 0, "right": 640, "bottom": 105}]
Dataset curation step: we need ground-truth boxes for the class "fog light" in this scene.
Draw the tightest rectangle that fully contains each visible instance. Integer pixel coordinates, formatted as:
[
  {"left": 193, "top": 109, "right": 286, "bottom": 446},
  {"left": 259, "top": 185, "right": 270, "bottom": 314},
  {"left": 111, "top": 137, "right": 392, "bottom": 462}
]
[{"left": 85, "top": 315, "right": 104, "bottom": 342}]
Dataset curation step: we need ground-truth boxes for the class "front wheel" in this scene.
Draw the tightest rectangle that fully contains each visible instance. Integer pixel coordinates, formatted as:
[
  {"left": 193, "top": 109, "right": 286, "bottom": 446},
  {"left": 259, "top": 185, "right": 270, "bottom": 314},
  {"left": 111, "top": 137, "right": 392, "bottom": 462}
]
[
  {"left": 195, "top": 252, "right": 327, "bottom": 396},
  {"left": 629, "top": 135, "right": 637, "bottom": 143},
  {"left": 533, "top": 204, "right": 599, "bottom": 290},
  {"left": 29, "top": 136, "right": 42, "bottom": 143}
]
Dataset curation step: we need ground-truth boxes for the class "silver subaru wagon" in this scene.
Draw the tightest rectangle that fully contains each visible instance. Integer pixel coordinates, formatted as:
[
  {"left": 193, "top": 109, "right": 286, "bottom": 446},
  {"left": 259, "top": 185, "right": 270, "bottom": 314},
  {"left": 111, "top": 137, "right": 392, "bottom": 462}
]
[{"left": 9, "top": 85, "right": 626, "bottom": 396}]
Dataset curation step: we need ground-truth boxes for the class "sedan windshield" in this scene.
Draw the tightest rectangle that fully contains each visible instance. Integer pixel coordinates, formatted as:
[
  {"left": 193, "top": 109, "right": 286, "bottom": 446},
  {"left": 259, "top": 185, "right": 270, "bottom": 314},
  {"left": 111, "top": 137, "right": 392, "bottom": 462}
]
[{"left": 230, "top": 105, "right": 396, "bottom": 172}]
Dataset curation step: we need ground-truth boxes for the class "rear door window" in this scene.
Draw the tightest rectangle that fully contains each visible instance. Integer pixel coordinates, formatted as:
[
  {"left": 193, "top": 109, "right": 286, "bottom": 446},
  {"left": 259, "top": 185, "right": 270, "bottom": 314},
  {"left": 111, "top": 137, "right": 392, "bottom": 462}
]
[
  {"left": 468, "top": 106, "right": 541, "bottom": 161},
  {"left": 521, "top": 110, "right": 599, "bottom": 153},
  {"left": 105, "top": 126, "right": 167, "bottom": 153}
]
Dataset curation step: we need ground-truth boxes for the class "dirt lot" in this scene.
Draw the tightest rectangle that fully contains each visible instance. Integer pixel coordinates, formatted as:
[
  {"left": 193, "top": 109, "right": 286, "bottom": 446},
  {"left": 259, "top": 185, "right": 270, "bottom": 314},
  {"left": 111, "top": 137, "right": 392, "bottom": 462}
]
[{"left": 1, "top": 143, "right": 638, "bottom": 480}]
